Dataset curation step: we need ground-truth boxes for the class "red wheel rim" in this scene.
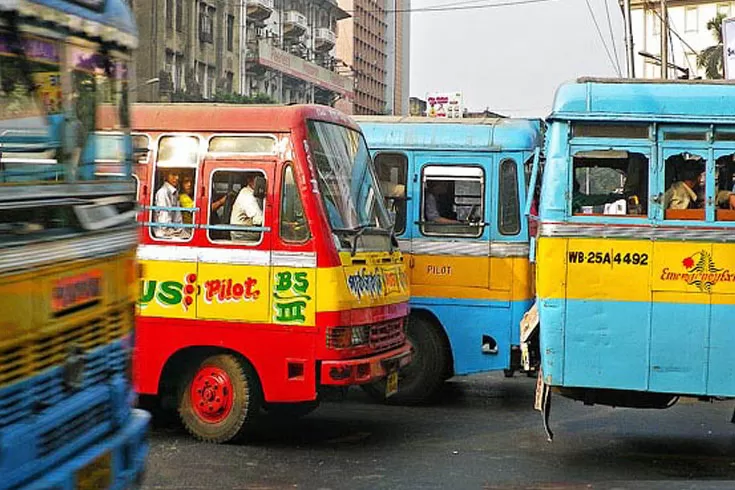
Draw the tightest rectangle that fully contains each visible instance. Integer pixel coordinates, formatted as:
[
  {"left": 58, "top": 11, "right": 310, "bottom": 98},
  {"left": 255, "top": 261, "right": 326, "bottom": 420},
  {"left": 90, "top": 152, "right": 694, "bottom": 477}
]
[{"left": 190, "top": 366, "right": 234, "bottom": 424}]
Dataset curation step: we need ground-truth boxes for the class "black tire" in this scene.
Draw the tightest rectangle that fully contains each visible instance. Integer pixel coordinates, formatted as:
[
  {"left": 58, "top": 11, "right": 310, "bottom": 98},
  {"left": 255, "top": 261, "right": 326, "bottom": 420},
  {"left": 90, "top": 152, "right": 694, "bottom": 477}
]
[
  {"left": 178, "top": 353, "right": 261, "bottom": 443},
  {"left": 361, "top": 315, "right": 448, "bottom": 405},
  {"left": 263, "top": 400, "right": 319, "bottom": 419}
]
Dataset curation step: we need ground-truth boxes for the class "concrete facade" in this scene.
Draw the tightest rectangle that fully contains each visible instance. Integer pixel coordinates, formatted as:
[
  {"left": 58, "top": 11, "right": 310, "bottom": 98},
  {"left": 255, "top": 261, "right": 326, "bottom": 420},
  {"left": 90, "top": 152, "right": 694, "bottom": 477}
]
[
  {"left": 631, "top": 0, "right": 733, "bottom": 78},
  {"left": 132, "top": 0, "right": 353, "bottom": 104}
]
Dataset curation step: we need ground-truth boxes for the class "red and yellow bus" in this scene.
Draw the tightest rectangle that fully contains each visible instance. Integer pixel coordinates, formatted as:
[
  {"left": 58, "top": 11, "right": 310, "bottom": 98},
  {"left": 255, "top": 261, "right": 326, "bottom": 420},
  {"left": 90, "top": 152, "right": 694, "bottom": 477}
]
[{"left": 131, "top": 104, "right": 411, "bottom": 443}]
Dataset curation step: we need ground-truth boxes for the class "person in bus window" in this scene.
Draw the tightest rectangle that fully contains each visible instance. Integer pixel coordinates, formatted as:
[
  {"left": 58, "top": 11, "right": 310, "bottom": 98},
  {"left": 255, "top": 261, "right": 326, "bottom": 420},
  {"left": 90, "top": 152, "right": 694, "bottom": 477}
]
[
  {"left": 664, "top": 167, "right": 701, "bottom": 210},
  {"left": 154, "top": 170, "right": 186, "bottom": 237},
  {"left": 179, "top": 175, "right": 195, "bottom": 224},
  {"left": 230, "top": 174, "right": 264, "bottom": 241},
  {"left": 425, "top": 180, "right": 460, "bottom": 224}
]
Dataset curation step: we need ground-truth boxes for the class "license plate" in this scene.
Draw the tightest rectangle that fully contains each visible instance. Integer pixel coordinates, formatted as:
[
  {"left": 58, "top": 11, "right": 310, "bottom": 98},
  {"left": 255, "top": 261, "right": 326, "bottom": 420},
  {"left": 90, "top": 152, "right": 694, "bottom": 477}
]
[
  {"left": 76, "top": 452, "right": 112, "bottom": 490},
  {"left": 385, "top": 370, "right": 399, "bottom": 398}
]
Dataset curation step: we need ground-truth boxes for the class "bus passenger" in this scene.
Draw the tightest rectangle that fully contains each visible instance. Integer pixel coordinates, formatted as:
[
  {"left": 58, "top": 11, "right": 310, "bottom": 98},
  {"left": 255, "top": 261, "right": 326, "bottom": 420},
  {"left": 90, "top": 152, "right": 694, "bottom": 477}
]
[
  {"left": 179, "top": 175, "right": 195, "bottom": 224},
  {"left": 230, "top": 174, "right": 264, "bottom": 241},
  {"left": 154, "top": 170, "right": 185, "bottom": 237},
  {"left": 664, "top": 167, "right": 701, "bottom": 210},
  {"left": 425, "top": 180, "right": 460, "bottom": 224}
]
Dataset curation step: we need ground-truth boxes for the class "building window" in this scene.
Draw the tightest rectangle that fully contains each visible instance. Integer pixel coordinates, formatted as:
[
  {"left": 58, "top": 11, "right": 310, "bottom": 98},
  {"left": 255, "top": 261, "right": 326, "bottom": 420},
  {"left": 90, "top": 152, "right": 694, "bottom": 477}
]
[
  {"left": 717, "top": 3, "right": 731, "bottom": 17},
  {"left": 208, "top": 65, "right": 216, "bottom": 98},
  {"left": 651, "top": 10, "right": 659, "bottom": 35},
  {"left": 227, "top": 14, "right": 235, "bottom": 51},
  {"left": 166, "top": 0, "right": 173, "bottom": 28},
  {"left": 685, "top": 6, "right": 698, "bottom": 33},
  {"left": 176, "top": 0, "right": 184, "bottom": 31},
  {"left": 199, "top": 3, "right": 215, "bottom": 43}
]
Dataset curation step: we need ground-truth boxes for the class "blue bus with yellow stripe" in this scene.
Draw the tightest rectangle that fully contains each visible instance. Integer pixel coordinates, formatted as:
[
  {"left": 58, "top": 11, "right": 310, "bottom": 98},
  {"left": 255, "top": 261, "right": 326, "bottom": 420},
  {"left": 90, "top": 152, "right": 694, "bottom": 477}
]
[
  {"left": 356, "top": 116, "right": 543, "bottom": 403},
  {"left": 527, "top": 78, "right": 735, "bottom": 437}
]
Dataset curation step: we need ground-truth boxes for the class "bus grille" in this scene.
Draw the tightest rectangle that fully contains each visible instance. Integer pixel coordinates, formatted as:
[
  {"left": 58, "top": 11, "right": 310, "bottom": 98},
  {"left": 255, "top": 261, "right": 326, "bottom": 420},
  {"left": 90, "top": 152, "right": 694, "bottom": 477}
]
[
  {"left": 0, "top": 306, "right": 130, "bottom": 430},
  {"left": 369, "top": 319, "right": 405, "bottom": 352},
  {"left": 38, "top": 401, "right": 110, "bottom": 457}
]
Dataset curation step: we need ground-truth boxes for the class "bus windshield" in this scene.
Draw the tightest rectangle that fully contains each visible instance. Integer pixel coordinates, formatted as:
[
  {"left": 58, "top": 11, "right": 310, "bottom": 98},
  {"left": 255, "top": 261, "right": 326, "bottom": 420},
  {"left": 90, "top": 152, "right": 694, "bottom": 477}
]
[{"left": 306, "top": 120, "right": 391, "bottom": 237}]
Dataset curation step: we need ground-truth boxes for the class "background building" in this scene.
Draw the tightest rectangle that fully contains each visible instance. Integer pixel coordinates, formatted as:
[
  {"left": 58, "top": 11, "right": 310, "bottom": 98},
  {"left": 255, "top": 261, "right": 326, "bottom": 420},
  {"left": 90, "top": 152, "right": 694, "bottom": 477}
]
[
  {"left": 631, "top": 0, "right": 733, "bottom": 79},
  {"left": 335, "top": 0, "right": 410, "bottom": 114},
  {"left": 133, "top": 0, "right": 353, "bottom": 104}
]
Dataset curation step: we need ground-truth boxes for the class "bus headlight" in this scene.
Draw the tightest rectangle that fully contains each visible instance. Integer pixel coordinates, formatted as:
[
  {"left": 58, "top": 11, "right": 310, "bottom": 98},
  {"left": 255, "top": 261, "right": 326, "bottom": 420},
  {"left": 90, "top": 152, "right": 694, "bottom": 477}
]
[{"left": 326, "top": 326, "right": 370, "bottom": 349}]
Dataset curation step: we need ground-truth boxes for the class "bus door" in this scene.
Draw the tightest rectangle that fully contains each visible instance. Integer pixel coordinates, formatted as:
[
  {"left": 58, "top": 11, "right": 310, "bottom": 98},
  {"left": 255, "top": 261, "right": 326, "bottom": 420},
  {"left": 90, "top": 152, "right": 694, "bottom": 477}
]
[
  {"left": 196, "top": 158, "right": 275, "bottom": 324},
  {"left": 411, "top": 155, "right": 506, "bottom": 372},
  {"left": 650, "top": 143, "right": 712, "bottom": 394}
]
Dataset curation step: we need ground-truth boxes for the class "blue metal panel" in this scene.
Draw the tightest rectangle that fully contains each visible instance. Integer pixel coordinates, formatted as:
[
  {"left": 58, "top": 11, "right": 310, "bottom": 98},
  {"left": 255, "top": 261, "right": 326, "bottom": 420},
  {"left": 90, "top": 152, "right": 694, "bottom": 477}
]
[
  {"left": 24, "top": 0, "right": 137, "bottom": 36},
  {"left": 359, "top": 119, "right": 543, "bottom": 152},
  {"left": 411, "top": 297, "right": 523, "bottom": 374},
  {"left": 551, "top": 79, "right": 735, "bottom": 124},
  {"left": 538, "top": 297, "right": 566, "bottom": 385},
  {"left": 562, "top": 299, "right": 651, "bottom": 391},
  {"left": 708, "top": 301, "right": 735, "bottom": 397},
  {"left": 649, "top": 298, "right": 709, "bottom": 394}
]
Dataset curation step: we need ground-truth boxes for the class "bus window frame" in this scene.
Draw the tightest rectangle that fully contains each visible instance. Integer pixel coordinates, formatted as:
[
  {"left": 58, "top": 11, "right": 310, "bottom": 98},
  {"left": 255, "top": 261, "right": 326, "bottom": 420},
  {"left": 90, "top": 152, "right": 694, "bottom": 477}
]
[
  {"left": 419, "top": 163, "right": 486, "bottom": 239},
  {"left": 206, "top": 133, "right": 279, "bottom": 157},
  {"left": 132, "top": 132, "right": 151, "bottom": 164},
  {"left": 148, "top": 132, "right": 202, "bottom": 243},
  {"left": 713, "top": 147, "right": 735, "bottom": 223},
  {"left": 278, "top": 163, "right": 311, "bottom": 245},
  {"left": 497, "top": 157, "right": 521, "bottom": 236},
  {"left": 205, "top": 165, "right": 269, "bottom": 247},
  {"left": 373, "top": 151, "right": 409, "bottom": 236},
  {"left": 567, "top": 141, "right": 652, "bottom": 224}
]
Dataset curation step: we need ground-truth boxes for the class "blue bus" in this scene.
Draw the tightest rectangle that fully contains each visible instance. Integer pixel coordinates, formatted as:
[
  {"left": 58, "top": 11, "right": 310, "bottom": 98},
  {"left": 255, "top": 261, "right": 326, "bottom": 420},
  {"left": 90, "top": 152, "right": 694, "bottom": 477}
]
[
  {"left": 527, "top": 78, "right": 735, "bottom": 438},
  {"left": 356, "top": 116, "right": 543, "bottom": 403},
  {"left": 0, "top": 0, "right": 149, "bottom": 487}
]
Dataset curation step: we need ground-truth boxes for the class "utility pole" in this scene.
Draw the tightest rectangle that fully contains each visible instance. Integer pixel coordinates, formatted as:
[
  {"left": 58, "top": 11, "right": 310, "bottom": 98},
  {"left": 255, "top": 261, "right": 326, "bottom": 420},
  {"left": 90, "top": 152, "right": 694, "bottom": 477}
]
[
  {"left": 623, "top": 0, "right": 635, "bottom": 77},
  {"left": 660, "top": 0, "right": 669, "bottom": 79}
]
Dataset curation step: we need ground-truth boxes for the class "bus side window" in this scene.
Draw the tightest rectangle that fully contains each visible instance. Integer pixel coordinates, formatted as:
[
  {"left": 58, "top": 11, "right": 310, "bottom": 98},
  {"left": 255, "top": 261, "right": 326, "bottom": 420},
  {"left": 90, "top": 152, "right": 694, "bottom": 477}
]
[
  {"left": 150, "top": 135, "right": 199, "bottom": 240},
  {"left": 498, "top": 159, "right": 520, "bottom": 235},
  {"left": 663, "top": 152, "right": 706, "bottom": 221},
  {"left": 374, "top": 153, "right": 408, "bottom": 234},
  {"left": 421, "top": 165, "right": 484, "bottom": 238},
  {"left": 571, "top": 150, "right": 648, "bottom": 217},
  {"left": 280, "top": 165, "right": 310, "bottom": 242},
  {"left": 715, "top": 154, "right": 735, "bottom": 221},
  {"left": 209, "top": 169, "right": 266, "bottom": 244}
]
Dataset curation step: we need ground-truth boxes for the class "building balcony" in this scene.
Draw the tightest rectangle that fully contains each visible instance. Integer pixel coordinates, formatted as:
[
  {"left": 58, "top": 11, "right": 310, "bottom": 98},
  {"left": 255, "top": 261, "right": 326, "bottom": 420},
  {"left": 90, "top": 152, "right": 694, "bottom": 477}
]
[
  {"left": 283, "top": 11, "right": 307, "bottom": 39},
  {"left": 246, "top": 0, "right": 274, "bottom": 23},
  {"left": 314, "top": 27, "right": 335, "bottom": 52}
]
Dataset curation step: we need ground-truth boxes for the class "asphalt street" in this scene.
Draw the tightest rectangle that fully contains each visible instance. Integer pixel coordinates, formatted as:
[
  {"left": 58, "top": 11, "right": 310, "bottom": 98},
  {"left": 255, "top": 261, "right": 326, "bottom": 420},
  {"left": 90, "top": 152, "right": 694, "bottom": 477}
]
[{"left": 142, "top": 373, "right": 735, "bottom": 490}]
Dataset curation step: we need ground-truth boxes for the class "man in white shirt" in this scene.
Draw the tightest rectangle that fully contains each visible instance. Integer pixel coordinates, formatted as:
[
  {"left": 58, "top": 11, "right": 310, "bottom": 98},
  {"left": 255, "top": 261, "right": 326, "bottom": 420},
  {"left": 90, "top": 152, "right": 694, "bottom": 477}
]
[
  {"left": 230, "top": 174, "right": 264, "bottom": 241},
  {"left": 153, "top": 170, "right": 187, "bottom": 238}
]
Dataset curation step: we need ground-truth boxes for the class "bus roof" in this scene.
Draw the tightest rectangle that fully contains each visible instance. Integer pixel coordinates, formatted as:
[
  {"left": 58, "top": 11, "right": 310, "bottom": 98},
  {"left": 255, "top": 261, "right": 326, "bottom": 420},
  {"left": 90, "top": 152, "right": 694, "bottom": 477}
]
[
  {"left": 132, "top": 104, "right": 359, "bottom": 133},
  {"left": 551, "top": 77, "right": 735, "bottom": 124},
  {"left": 355, "top": 116, "right": 543, "bottom": 152},
  {"left": 4, "top": 0, "right": 137, "bottom": 48}
]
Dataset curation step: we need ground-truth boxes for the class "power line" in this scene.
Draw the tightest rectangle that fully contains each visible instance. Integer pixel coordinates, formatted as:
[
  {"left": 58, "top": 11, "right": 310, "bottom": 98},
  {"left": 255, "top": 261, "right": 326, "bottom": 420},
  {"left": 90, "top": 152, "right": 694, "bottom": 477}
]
[
  {"left": 584, "top": 0, "right": 622, "bottom": 76},
  {"left": 603, "top": 0, "right": 623, "bottom": 76},
  {"left": 343, "top": 0, "right": 560, "bottom": 15}
]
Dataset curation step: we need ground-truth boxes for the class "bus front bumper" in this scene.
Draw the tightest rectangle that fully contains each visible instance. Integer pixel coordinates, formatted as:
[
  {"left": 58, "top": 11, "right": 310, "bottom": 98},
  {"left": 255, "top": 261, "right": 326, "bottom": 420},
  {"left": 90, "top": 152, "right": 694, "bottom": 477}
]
[
  {"left": 320, "top": 344, "right": 412, "bottom": 386},
  {"left": 24, "top": 408, "right": 151, "bottom": 490}
]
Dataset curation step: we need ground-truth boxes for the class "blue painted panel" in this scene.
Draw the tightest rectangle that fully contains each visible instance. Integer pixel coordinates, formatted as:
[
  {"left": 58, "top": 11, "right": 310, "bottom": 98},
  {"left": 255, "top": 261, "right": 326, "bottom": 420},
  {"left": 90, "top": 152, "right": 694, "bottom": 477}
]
[
  {"left": 563, "top": 299, "right": 650, "bottom": 391},
  {"left": 649, "top": 297, "right": 709, "bottom": 394},
  {"left": 411, "top": 297, "right": 521, "bottom": 375},
  {"left": 552, "top": 80, "right": 735, "bottom": 123},
  {"left": 538, "top": 297, "right": 566, "bottom": 385},
  {"left": 707, "top": 300, "right": 735, "bottom": 396}
]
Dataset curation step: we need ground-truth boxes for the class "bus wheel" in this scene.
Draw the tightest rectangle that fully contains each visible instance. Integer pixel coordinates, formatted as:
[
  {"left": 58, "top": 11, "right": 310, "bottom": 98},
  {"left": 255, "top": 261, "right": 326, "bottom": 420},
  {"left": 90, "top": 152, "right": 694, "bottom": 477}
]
[
  {"left": 263, "top": 400, "right": 320, "bottom": 419},
  {"left": 361, "top": 316, "right": 447, "bottom": 405},
  {"left": 178, "top": 354, "right": 261, "bottom": 443}
]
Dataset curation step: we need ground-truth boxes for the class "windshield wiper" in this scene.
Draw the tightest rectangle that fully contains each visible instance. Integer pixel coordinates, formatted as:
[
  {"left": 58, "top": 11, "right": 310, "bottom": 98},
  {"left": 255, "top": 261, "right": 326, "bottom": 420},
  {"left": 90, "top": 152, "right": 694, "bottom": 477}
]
[{"left": 332, "top": 223, "right": 379, "bottom": 256}]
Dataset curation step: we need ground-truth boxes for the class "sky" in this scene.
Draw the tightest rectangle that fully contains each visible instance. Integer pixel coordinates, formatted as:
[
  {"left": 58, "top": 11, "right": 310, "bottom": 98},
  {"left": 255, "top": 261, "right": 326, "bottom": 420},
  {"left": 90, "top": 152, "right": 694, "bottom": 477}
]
[{"left": 409, "top": 0, "right": 627, "bottom": 118}]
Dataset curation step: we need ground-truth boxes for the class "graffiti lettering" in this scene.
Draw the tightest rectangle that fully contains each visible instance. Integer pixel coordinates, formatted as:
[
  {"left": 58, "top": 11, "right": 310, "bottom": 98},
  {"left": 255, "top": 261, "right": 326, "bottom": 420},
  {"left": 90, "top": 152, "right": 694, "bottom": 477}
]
[
  {"left": 273, "top": 271, "right": 311, "bottom": 323},
  {"left": 347, "top": 268, "right": 384, "bottom": 300},
  {"left": 661, "top": 251, "right": 735, "bottom": 292},
  {"left": 204, "top": 278, "right": 260, "bottom": 303}
]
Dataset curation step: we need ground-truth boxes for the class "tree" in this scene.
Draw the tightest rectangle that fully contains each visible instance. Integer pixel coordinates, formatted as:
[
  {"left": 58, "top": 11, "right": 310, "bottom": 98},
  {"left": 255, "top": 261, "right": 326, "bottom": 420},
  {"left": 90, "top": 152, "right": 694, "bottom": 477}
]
[{"left": 697, "top": 12, "right": 727, "bottom": 79}]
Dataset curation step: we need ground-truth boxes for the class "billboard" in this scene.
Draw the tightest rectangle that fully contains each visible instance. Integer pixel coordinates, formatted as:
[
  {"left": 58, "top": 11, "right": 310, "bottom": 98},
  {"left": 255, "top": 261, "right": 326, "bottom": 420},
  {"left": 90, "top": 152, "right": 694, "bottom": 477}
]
[
  {"left": 724, "top": 16, "right": 735, "bottom": 79},
  {"left": 426, "top": 92, "right": 463, "bottom": 118}
]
